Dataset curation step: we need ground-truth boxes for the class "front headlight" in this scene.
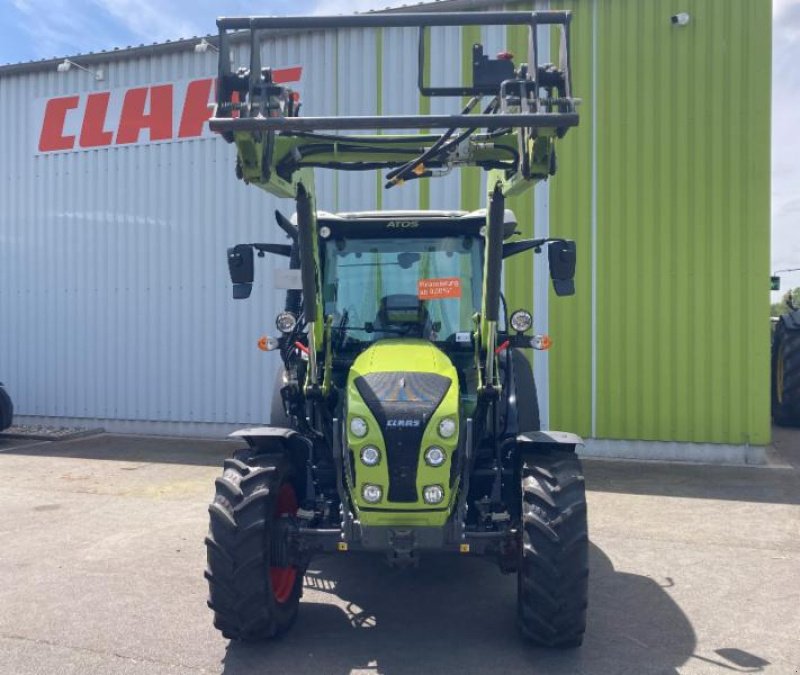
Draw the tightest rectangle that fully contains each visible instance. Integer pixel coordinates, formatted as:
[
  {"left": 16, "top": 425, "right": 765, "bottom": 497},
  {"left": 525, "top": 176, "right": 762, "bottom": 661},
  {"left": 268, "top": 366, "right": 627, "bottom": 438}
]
[
  {"left": 350, "top": 416, "right": 368, "bottom": 438},
  {"left": 424, "top": 446, "right": 446, "bottom": 467},
  {"left": 510, "top": 309, "right": 533, "bottom": 333},
  {"left": 275, "top": 311, "right": 297, "bottom": 334},
  {"left": 360, "top": 445, "right": 380, "bottom": 466},
  {"left": 362, "top": 484, "right": 382, "bottom": 503},
  {"left": 423, "top": 485, "right": 445, "bottom": 505},
  {"left": 437, "top": 417, "right": 456, "bottom": 439}
]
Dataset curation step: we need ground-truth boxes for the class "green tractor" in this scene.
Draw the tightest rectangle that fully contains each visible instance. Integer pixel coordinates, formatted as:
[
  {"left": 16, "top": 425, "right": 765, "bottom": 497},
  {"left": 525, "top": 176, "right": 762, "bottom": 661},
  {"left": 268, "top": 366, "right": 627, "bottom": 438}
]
[
  {"left": 205, "top": 11, "right": 588, "bottom": 647},
  {"left": 771, "top": 278, "right": 800, "bottom": 425}
]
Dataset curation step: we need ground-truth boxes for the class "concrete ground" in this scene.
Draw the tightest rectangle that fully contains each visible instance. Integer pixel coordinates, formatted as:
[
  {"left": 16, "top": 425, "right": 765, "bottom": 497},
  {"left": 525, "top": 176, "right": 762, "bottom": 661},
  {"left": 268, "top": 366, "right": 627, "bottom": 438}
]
[
  {"left": 772, "top": 426, "right": 800, "bottom": 469},
  {"left": 0, "top": 432, "right": 798, "bottom": 675}
]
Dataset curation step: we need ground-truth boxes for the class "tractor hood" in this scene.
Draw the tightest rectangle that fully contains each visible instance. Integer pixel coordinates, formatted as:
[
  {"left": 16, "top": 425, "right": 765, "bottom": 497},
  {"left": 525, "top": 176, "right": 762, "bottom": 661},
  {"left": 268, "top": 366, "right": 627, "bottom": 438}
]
[{"left": 345, "top": 340, "right": 460, "bottom": 526}]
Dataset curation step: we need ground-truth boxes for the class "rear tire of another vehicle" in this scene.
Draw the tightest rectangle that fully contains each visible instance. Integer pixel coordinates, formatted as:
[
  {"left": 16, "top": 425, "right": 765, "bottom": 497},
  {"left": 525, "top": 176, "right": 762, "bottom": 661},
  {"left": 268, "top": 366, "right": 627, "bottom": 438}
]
[
  {"left": 205, "top": 451, "right": 304, "bottom": 641},
  {"left": 772, "top": 319, "right": 800, "bottom": 426},
  {"left": 0, "top": 385, "right": 12, "bottom": 432},
  {"left": 517, "top": 448, "right": 588, "bottom": 648}
]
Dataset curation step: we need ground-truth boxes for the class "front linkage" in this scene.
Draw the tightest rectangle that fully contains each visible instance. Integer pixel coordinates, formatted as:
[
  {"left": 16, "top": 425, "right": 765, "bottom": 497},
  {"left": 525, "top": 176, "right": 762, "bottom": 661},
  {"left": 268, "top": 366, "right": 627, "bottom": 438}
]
[{"left": 204, "top": 10, "right": 589, "bottom": 648}]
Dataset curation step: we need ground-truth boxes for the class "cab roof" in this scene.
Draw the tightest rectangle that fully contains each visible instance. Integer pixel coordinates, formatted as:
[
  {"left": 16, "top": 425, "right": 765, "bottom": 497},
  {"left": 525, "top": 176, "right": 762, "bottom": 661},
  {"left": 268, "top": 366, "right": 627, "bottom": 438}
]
[{"left": 305, "top": 209, "right": 519, "bottom": 239}]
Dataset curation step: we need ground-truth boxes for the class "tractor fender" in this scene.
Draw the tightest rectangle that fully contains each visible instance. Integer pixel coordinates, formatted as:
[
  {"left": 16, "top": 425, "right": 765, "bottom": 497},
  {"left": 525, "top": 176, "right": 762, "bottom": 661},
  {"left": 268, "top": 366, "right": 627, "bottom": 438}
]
[
  {"left": 229, "top": 426, "right": 310, "bottom": 455},
  {"left": 228, "top": 427, "right": 313, "bottom": 496},
  {"left": 517, "top": 430, "right": 584, "bottom": 452}
]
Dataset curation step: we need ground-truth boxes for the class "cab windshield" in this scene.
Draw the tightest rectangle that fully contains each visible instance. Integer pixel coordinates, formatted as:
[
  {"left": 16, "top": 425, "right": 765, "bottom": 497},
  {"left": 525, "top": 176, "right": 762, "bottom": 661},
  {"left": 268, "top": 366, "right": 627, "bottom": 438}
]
[{"left": 323, "top": 236, "right": 481, "bottom": 344}]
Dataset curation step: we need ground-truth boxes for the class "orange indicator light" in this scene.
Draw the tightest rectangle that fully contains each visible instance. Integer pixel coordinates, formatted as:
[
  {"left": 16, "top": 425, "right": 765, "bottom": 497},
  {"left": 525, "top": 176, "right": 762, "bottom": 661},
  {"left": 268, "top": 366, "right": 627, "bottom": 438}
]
[{"left": 257, "top": 335, "right": 278, "bottom": 352}]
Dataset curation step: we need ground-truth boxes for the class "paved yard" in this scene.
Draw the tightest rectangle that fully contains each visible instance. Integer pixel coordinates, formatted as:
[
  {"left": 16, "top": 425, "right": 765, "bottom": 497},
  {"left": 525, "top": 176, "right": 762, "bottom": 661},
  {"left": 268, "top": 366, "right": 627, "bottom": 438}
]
[{"left": 0, "top": 432, "right": 798, "bottom": 674}]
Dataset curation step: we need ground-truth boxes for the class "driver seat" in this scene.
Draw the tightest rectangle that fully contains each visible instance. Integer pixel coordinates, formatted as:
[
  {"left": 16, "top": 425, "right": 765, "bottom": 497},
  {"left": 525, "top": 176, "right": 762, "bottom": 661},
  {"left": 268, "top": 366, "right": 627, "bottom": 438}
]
[{"left": 372, "top": 294, "right": 430, "bottom": 337}]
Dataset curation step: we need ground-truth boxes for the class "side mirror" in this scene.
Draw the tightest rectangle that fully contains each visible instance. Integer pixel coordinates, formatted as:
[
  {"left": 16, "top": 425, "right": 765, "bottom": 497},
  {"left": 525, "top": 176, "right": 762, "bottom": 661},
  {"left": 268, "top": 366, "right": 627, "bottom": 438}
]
[
  {"left": 548, "top": 240, "right": 576, "bottom": 297},
  {"left": 227, "top": 244, "right": 254, "bottom": 299}
]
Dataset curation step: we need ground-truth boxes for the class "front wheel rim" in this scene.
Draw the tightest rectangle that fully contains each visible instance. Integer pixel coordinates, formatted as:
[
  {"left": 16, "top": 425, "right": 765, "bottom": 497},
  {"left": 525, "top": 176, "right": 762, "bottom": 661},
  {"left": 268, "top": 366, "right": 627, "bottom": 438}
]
[{"left": 270, "top": 482, "right": 298, "bottom": 604}]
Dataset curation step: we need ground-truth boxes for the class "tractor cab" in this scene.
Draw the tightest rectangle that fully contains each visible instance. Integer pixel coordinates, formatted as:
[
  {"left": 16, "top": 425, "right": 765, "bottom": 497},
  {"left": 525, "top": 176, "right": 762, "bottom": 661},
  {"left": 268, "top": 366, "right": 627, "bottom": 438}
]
[{"left": 318, "top": 209, "right": 516, "bottom": 350}]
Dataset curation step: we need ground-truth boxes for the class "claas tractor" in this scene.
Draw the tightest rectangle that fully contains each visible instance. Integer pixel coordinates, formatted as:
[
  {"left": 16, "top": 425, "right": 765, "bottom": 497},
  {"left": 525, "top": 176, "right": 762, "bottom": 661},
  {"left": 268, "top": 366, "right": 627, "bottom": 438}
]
[{"left": 205, "top": 11, "right": 588, "bottom": 647}]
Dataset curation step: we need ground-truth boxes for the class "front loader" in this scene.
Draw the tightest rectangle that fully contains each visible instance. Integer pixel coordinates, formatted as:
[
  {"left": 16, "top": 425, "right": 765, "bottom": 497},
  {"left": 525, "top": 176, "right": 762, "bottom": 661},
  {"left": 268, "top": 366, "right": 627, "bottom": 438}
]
[{"left": 205, "top": 11, "right": 588, "bottom": 647}]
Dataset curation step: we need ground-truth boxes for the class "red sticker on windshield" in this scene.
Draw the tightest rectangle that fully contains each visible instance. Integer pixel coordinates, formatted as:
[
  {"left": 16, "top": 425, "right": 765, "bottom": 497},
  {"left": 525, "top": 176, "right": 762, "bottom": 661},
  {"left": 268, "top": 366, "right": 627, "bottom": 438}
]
[{"left": 418, "top": 277, "right": 462, "bottom": 300}]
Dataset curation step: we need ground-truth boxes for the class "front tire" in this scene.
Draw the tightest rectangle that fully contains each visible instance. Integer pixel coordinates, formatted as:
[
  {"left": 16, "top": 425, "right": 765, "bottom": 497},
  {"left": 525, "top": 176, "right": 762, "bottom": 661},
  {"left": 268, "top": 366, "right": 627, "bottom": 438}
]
[
  {"left": 517, "top": 449, "right": 588, "bottom": 648},
  {"left": 205, "top": 451, "right": 303, "bottom": 641}
]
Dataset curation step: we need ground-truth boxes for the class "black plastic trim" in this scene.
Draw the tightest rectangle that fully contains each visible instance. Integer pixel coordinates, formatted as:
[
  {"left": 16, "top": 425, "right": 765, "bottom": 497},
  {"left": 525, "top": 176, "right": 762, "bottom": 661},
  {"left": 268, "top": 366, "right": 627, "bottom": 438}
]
[
  {"left": 357, "top": 506, "right": 449, "bottom": 513},
  {"left": 318, "top": 214, "right": 516, "bottom": 241}
]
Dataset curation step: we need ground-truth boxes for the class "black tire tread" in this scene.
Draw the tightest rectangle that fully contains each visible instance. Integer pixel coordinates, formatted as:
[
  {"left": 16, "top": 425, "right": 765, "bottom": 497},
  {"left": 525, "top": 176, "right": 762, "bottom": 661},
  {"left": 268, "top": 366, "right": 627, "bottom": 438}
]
[
  {"left": 0, "top": 385, "right": 12, "bottom": 432},
  {"left": 205, "top": 450, "right": 302, "bottom": 641},
  {"left": 517, "top": 449, "right": 588, "bottom": 648},
  {"left": 772, "top": 321, "right": 800, "bottom": 426}
]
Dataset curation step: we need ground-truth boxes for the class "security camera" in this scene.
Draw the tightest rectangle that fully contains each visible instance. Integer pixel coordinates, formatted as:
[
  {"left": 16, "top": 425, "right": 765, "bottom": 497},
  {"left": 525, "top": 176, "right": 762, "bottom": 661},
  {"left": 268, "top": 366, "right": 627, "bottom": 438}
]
[{"left": 671, "top": 12, "right": 690, "bottom": 26}]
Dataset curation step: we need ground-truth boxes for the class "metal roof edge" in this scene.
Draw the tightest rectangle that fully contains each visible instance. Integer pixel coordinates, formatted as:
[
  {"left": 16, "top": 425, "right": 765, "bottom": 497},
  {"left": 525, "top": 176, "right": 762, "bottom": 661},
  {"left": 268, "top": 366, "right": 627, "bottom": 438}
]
[
  {"left": 0, "top": 0, "right": 523, "bottom": 78},
  {"left": 0, "top": 35, "right": 212, "bottom": 78}
]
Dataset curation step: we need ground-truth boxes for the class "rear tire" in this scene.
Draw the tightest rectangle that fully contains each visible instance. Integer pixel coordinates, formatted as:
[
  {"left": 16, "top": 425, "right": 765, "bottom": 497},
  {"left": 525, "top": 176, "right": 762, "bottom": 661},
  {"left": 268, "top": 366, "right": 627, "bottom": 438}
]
[
  {"left": 772, "top": 317, "right": 800, "bottom": 426},
  {"left": 205, "top": 451, "right": 303, "bottom": 641},
  {"left": 0, "top": 385, "right": 12, "bottom": 431},
  {"left": 517, "top": 449, "right": 588, "bottom": 648}
]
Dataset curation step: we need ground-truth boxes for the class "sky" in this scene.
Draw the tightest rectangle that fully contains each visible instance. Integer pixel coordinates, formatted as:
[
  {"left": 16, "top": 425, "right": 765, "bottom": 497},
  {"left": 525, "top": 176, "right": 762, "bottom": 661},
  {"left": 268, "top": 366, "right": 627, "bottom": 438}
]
[
  {"left": 772, "top": 0, "right": 800, "bottom": 293},
  {"left": 1, "top": 0, "right": 798, "bottom": 292}
]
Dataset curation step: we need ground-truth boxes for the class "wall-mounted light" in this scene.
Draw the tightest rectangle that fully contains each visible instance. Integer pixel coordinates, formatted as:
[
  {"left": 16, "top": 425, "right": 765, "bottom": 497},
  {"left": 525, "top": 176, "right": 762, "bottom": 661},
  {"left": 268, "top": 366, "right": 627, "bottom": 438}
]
[
  {"left": 194, "top": 38, "right": 219, "bottom": 54},
  {"left": 671, "top": 12, "right": 691, "bottom": 26},
  {"left": 57, "top": 58, "right": 104, "bottom": 81}
]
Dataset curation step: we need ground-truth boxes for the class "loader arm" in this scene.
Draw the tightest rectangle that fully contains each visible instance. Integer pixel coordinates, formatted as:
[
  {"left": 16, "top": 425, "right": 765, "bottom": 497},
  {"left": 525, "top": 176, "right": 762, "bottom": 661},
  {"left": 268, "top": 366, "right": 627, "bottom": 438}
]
[{"left": 209, "top": 11, "right": 577, "bottom": 199}]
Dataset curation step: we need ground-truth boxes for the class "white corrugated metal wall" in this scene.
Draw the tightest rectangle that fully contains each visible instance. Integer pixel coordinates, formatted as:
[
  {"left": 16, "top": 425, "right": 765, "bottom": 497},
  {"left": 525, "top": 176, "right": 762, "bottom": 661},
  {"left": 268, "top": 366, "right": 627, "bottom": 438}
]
[{"left": 0, "top": 25, "right": 480, "bottom": 435}]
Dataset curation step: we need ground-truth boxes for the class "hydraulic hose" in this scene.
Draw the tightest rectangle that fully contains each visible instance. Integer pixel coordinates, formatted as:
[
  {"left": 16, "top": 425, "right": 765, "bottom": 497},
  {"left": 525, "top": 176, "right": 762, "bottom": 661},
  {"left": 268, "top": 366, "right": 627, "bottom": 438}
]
[{"left": 384, "top": 96, "right": 481, "bottom": 188}]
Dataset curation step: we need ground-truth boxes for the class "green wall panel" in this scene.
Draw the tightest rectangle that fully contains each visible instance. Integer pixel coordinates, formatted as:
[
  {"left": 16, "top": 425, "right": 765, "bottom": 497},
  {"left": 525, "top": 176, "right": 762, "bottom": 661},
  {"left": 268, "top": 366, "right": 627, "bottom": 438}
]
[
  {"left": 548, "top": 0, "right": 595, "bottom": 438},
  {"left": 499, "top": 0, "right": 770, "bottom": 445},
  {"left": 593, "top": 0, "right": 771, "bottom": 444}
]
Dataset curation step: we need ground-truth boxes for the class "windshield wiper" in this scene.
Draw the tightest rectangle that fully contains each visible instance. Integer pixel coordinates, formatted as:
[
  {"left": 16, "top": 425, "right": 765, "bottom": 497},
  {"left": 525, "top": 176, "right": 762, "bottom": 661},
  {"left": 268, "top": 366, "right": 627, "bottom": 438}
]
[{"left": 333, "top": 309, "right": 349, "bottom": 350}]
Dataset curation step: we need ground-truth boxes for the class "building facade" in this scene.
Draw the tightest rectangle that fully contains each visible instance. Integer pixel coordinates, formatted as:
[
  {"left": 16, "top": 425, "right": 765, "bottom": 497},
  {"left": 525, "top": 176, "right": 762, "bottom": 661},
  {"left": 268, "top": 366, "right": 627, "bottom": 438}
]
[{"left": 0, "top": 0, "right": 772, "bottom": 460}]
